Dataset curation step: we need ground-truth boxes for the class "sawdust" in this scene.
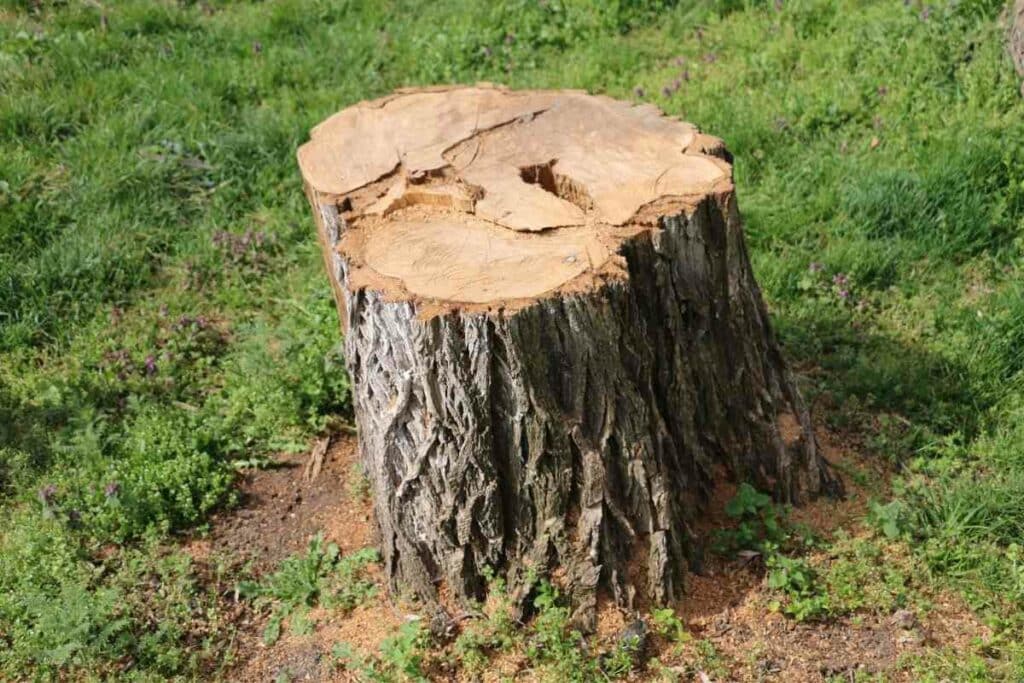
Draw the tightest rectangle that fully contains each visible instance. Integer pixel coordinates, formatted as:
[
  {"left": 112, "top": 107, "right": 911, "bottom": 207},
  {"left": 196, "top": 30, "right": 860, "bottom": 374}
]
[
  {"left": 205, "top": 435, "right": 373, "bottom": 573},
  {"left": 652, "top": 426, "right": 990, "bottom": 682},
  {"left": 201, "top": 425, "right": 988, "bottom": 682},
  {"left": 197, "top": 434, "right": 406, "bottom": 682}
]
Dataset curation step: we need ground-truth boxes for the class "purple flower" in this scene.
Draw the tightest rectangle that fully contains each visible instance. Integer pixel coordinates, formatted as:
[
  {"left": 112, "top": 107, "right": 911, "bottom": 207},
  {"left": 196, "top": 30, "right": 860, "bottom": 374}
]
[
  {"left": 634, "top": 86, "right": 645, "bottom": 98},
  {"left": 809, "top": 262, "right": 824, "bottom": 273},
  {"left": 838, "top": 289, "right": 850, "bottom": 300},
  {"left": 104, "top": 481, "right": 120, "bottom": 498},
  {"left": 661, "top": 86, "right": 673, "bottom": 97},
  {"left": 832, "top": 273, "right": 848, "bottom": 286},
  {"left": 252, "top": 41, "right": 263, "bottom": 55},
  {"left": 144, "top": 355, "right": 157, "bottom": 376}
]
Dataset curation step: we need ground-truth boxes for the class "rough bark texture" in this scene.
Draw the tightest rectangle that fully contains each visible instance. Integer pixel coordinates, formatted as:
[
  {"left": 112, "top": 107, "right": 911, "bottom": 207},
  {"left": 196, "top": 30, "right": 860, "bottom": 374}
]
[
  {"left": 299, "top": 85, "right": 839, "bottom": 628},
  {"left": 1010, "top": 0, "right": 1024, "bottom": 95}
]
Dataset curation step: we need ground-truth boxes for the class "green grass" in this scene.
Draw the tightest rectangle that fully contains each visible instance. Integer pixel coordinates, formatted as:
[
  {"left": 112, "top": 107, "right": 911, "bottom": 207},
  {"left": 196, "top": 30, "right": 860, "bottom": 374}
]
[{"left": 2, "top": 0, "right": 1024, "bottom": 679}]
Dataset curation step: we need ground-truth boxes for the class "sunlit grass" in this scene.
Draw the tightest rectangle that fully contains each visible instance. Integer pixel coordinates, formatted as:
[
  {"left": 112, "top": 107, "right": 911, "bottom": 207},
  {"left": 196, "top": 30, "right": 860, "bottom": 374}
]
[{"left": 1, "top": 0, "right": 1023, "bottom": 678}]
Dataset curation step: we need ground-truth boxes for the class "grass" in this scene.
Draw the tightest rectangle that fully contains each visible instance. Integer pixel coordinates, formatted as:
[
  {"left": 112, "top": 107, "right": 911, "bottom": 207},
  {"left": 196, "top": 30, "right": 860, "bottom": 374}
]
[{"left": 2, "top": 0, "right": 1024, "bottom": 679}]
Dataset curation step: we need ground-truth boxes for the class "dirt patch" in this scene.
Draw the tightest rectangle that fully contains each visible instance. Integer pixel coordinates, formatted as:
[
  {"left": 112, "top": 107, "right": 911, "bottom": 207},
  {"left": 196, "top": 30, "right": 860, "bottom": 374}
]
[
  {"left": 193, "top": 426, "right": 988, "bottom": 682},
  {"left": 205, "top": 434, "right": 373, "bottom": 573},
  {"left": 651, "top": 427, "right": 990, "bottom": 682},
  {"left": 194, "top": 434, "right": 405, "bottom": 682},
  {"left": 658, "top": 585, "right": 990, "bottom": 682},
  {"left": 230, "top": 598, "right": 407, "bottom": 683}
]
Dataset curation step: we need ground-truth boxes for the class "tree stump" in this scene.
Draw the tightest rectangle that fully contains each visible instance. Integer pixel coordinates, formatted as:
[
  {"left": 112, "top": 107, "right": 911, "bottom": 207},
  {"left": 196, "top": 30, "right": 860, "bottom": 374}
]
[
  {"left": 298, "top": 85, "right": 839, "bottom": 627},
  {"left": 1010, "top": 0, "right": 1024, "bottom": 95}
]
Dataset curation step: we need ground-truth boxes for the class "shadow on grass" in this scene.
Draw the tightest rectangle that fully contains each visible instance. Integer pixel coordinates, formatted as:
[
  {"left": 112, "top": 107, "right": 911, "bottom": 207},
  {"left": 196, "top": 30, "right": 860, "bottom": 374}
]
[{"left": 774, "top": 305, "right": 986, "bottom": 456}]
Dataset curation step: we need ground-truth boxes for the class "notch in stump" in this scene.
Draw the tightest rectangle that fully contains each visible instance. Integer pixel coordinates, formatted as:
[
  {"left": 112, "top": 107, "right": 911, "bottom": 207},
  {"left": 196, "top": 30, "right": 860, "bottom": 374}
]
[{"left": 298, "top": 84, "right": 841, "bottom": 629}]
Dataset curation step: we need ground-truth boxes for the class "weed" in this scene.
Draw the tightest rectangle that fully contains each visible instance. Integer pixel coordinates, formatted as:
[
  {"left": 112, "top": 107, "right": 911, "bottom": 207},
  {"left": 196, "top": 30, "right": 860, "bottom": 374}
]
[
  {"left": 651, "top": 607, "right": 688, "bottom": 644},
  {"left": 451, "top": 569, "right": 518, "bottom": 673},
  {"left": 334, "top": 621, "right": 430, "bottom": 682},
  {"left": 823, "top": 533, "right": 912, "bottom": 615},
  {"left": 867, "top": 499, "right": 908, "bottom": 540},
  {"left": 693, "top": 638, "right": 728, "bottom": 680},
  {"left": 525, "top": 581, "right": 601, "bottom": 682},
  {"left": 601, "top": 636, "right": 641, "bottom": 678},
  {"left": 765, "top": 545, "right": 830, "bottom": 622},
  {"left": 3, "top": 0, "right": 1024, "bottom": 677},
  {"left": 237, "top": 534, "right": 377, "bottom": 645},
  {"left": 346, "top": 461, "right": 371, "bottom": 502},
  {"left": 713, "top": 483, "right": 788, "bottom": 555}
]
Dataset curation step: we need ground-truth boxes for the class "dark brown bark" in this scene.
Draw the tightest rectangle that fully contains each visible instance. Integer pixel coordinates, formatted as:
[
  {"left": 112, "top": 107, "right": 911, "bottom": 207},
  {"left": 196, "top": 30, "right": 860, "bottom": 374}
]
[
  {"left": 299, "top": 86, "right": 839, "bottom": 629},
  {"left": 306, "top": 188, "right": 838, "bottom": 629}
]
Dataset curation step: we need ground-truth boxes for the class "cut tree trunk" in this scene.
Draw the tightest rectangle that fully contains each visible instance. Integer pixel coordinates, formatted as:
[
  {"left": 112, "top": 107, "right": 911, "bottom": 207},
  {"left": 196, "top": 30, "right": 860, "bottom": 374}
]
[
  {"left": 298, "top": 85, "right": 840, "bottom": 628},
  {"left": 1010, "top": 0, "right": 1024, "bottom": 95}
]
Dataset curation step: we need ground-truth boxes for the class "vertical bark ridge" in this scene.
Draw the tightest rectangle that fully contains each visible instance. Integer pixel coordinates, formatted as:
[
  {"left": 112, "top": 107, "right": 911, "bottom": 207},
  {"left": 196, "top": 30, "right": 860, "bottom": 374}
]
[{"left": 309, "top": 182, "right": 839, "bottom": 628}]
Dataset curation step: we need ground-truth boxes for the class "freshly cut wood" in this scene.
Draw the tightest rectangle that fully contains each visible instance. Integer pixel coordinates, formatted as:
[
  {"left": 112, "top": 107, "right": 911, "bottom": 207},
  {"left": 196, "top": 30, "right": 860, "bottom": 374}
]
[{"left": 298, "top": 84, "right": 839, "bottom": 627}]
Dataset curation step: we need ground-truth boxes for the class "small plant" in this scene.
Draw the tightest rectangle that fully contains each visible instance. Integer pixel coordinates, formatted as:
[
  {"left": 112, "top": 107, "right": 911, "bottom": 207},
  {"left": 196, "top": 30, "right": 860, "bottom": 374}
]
[
  {"left": 765, "top": 545, "right": 830, "bottom": 622},
  {"left": 211, "top": 229, "right": 280, "bottom": 274},
  {"left": 651, "top": 607, "right": 689, "bottom": 645},
  {"left": 797, "top": 262, "right": 858, "bottom": 307},
  {"left": 648, "top": 657, "right": 681, "bottom": 682},
  {"left": 452, "top": 568, "right": 519, "bottom": 673},
  {"left": 525, "top": 581, "right": 601, "bottom": 682},
  {"left": 379, "top": 622, "right": 430, "bottom": 681},
  {"left": 601, "top": 636, "right": 641, "bottom": 679},
  {"left": 334, "top": 621, "right": 430, "bottom": 682},
  {"left": 693, "top": 638, "right": 728, "bottom": 680},
  {"left": 823, "top": 533, "right": 912, "bottom": 615},
  {"left": 867, "top": 500, "right": 906, "bottom": 540},
  {"left": 346, "top": 462, "right": 371, "bottom": 502},
  {"left": 331, "top": 547, "right": 379, "bottom": 611},
  {"left": 713, "top": 483, "right": 788, "bottom": 555},
  {"left": 237, "top": 534, "right": 378, "bottom": 645}
]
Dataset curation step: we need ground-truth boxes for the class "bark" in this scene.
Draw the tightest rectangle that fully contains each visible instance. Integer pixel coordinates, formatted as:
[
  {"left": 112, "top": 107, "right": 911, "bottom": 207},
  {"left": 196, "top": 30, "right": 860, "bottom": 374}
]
[
  {"left": 299, "top": 86, "right": 840, "bottom": 628},
  {"left": 1010, "top": 0, "right": 1024, "bottom": 95}
]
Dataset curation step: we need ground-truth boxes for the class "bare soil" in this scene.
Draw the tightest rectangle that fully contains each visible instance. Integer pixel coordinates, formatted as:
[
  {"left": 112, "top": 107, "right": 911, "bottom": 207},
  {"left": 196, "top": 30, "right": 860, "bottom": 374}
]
[
  {"left": 649, "top": 428, "right": 989, "bottom": 682},
  {"left": 195, "top": 435, "right": 404, "bottom": 682},
  {"left": 196, "top": 428, "right": 987, "bottom": 682}
]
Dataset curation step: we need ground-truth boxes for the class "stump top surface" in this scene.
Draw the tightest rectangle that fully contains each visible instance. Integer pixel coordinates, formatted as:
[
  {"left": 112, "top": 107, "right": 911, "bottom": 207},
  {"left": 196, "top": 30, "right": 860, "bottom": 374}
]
[{"left": 299, "top": 85, "right": 734, "bottom": 309}]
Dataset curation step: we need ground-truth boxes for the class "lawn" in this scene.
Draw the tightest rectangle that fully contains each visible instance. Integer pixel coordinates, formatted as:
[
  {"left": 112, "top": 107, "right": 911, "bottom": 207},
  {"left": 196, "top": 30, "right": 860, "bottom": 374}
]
[{"left": 1, "top": 0, "right": 1024, "bottom": 680}]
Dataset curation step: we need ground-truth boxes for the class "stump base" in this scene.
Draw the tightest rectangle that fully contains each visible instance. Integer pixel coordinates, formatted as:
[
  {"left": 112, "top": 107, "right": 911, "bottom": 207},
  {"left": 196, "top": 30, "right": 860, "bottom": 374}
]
[{"left": 299, "top": 85, "right": 839, "bottom": 627}]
